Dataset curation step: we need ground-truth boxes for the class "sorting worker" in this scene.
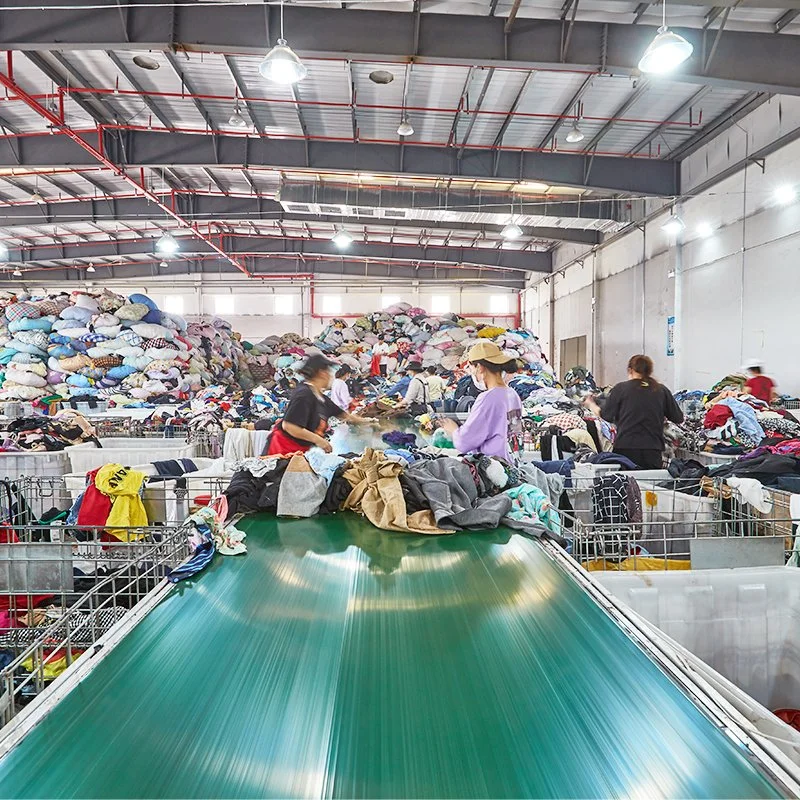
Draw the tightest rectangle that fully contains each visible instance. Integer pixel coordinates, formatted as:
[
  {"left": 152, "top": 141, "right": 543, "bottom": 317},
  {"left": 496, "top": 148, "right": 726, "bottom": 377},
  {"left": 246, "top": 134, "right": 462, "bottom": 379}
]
[
  {"left": 330, "top": 364, "right": 353, "bottom": 411},
  {"left": 440, "top": 342, "right": 522, "bottom": 461},
  {"left": 743, "top": 360, "right": 778, "bottom": 405},
  {"left": 267, "top": 354, "right": 373, "bottom": 455},
  {"left": 585, "top": 354, "right": 684, "bottom": 470},
  {"left": 426, "top": 366, "right": 445, "bottom": 411},
  {"left": 395, "top": 361, "right": 431, "bottom": 416}
]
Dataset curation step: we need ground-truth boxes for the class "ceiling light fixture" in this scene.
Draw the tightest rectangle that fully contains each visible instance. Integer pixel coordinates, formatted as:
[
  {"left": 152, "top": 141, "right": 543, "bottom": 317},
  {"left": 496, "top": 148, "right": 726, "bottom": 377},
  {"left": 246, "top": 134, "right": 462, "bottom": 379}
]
[
  {"left": 259, "top": 1, "right": 307, "bottom": 85},
  {"left": 30, "top": 191, "right": 44, "bottom": 204},
  {"left": 661, "top": 213, "right": 685, "bottom": 237},
  {"left": 12, "top": 268, "right": 22, "bottom": 277},
  {"left": 228, "top": 101, "right": 248, "bottom": 129},
  {"left": 638, "top": 1, "right": 693, "bottom": 74},
  {"left": 155, "top": 233, "right": 180, "bottom": 255},
  {"left": 132, "top": 54, "right": 160, "bottom": 71},
  {"left": 332, "top": 229, "right": 354, "bottom": 249},
  {"left": 501, "top": 221, "right": 524, "bottom": 240},
  {"left": 397, "top": 117, "right": 414, "bottom": 137},
  {"left": 86, "top": 263, "right": 96, "bottom": 273},
  {"left": 697, "top": 221, "right": 714, "bottom": 238},
  {"left": 369, "top": 69, "right": 395, "bottom": 85},
  {"left": 565, "top": 124, "right": 585, "bottom": 144},
  {"left": 159, "top": 260, "right": 169, "bottom": 268},
  {"left": 774, "top": 185, "right": 797, "bottom": 205}
]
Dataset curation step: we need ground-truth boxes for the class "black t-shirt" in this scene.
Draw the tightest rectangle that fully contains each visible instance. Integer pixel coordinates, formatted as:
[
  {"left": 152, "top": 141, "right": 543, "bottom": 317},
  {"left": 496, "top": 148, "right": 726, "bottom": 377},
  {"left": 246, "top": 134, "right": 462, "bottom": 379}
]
[
  {"left": 281, "top": 383, "right": 345, "bottom": 445},
  {"left": 601, "top": 379, "right": 684, "bottom": 450}
]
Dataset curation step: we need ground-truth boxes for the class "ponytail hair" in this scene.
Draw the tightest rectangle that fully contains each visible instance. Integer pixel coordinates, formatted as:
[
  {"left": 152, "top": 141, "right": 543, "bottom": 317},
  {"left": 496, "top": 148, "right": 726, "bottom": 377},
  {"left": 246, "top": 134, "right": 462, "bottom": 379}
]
[{"left": 628, "top": 354, "right": 658, "bottom": 389}]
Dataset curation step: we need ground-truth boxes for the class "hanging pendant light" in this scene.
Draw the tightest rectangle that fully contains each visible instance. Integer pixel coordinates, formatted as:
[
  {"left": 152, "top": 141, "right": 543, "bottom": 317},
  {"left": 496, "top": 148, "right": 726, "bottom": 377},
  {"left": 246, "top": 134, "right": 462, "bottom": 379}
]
[
  {"left": 86, "top": 263, "right": 96, "bottom": 273},
  {"left": 156, "top": 233, "right": 180, "bottom": 255},
  {"left": 501, "top": 221, "right": 524, "bottom": 240},
  {"left": 565, "top": 124, "right": 585, "bottom": 143},
  {"left": 228, "top": 98, "right": 248, "bottom": 128},
  {"left": 259, "top": 2, "right": 307, "bottom": 85},
  {"left": 638, "top": 1, "right": 693, "bottom": 74},
  {"left": 332, "top": 229, "right": 354, "bottom": 249},
  {"left": 12, "top": 268, "right": 22, "bottom": 277},
  {"left": 661, "top": 213, "right": 685, "bottom": 236},
  {"left": 397, "top": 117, "right": 414, "bottom": 137}
]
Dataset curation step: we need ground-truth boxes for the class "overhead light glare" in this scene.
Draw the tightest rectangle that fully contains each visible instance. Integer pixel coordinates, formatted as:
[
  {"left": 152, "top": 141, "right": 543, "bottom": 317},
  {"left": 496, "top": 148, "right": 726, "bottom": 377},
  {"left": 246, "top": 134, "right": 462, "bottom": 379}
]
[
  {"left": 564, "top": 124, "right": 585, "bottom": 143},
  {"left": 638, "top": 25, "right": 693, "bottom": 74},
  {"left": 774, "top": 185, "right": 797, "bottom": 205},
  {"left": 501, "top": 222, "right": 524, "bottom": 240},
  {"left": 332, "top": 229, "right": 354, "bottom": 249},
  {"left": 696, "top": 221, "right": 714, "bottom": 238},
  {"left": 259, "top": 39, "right": 307, "bottom": 85},
  {"left": 397, "top": 118, "right": 414, "bottom": 137},
  {"left": 661, "top": 213, "right": 685, "bottom": 237},
  {"left": 155, "top": 233, "right": 180, "bottom": 255}
]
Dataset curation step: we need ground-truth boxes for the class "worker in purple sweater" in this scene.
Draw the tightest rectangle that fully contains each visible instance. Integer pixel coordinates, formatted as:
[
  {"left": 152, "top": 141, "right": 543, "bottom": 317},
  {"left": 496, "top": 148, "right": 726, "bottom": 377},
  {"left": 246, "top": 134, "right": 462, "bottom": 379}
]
[{"left": 440, "top": 341, "right": 522, "bottom": 461}]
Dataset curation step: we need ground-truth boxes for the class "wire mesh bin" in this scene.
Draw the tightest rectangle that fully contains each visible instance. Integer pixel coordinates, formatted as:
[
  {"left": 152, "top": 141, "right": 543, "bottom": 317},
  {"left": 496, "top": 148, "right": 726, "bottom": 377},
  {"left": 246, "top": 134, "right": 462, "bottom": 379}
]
[{"left": 0, "top": 524, "right": 191, "bottom": 727}]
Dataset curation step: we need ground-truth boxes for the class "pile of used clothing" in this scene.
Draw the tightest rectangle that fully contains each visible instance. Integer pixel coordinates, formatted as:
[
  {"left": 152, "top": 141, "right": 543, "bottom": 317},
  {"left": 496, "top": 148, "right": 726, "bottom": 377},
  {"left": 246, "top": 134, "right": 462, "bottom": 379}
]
[
  {"left": 0, "top": 409, "right": 98, "bottom": 452},
  {"left": 220, "top": 437, "right": 565, "bottom": 542}
]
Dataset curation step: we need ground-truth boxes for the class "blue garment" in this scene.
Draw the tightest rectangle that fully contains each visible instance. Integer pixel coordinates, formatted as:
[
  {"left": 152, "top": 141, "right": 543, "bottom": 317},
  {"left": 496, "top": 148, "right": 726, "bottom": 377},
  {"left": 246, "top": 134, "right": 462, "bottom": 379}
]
[
  {"left": 531, "top": 458, "right": 573, "bottom": 476},
  {"left": 66, "top": 491, "right": 84, "bottom": 525},
  {"left": 718, "top": 398, "right": 765, "bottom": 442},
  {"left": 504, "top": 484, "right": 561, "bottom": 533},
  {"left": 304, "top": 447, "right": 345, "bottom": 486},
  {"left": 588, "top": 452, "right": 638, "bottom": 470},
  {"left": 384, "top": 375, "right": 411, "bottom": 397},
  {"left": 384, "top": 448, "right": 415, "bottom": 464},
  {"left": 168, "top": 533, "right": 215, "bottom": 583}
]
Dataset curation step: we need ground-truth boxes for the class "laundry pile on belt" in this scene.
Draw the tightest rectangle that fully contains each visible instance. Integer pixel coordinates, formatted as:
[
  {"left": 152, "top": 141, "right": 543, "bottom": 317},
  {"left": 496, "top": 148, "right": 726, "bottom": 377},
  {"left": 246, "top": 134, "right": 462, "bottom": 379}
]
[{"left": 0, "top": 290, "right": 253, "bottom": 407}]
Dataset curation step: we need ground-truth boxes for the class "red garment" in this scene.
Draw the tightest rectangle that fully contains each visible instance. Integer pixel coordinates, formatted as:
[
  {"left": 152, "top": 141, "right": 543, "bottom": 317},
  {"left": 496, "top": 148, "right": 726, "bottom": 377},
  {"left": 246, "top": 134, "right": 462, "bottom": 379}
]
[
  {"left": 746, "top": 375, "right": 775, "bottom": 403},
  {"left": 266, "top": 426, "right": 311, "bottom": 456},
  {"left": 703, "top": 404, "right": 733, "bottom": 430},
  {"left": 370, "top": 353, "right": 381, "bottom": 377},
  {"left": 77, "top": 467, "right": 112, "bottom": 527}
]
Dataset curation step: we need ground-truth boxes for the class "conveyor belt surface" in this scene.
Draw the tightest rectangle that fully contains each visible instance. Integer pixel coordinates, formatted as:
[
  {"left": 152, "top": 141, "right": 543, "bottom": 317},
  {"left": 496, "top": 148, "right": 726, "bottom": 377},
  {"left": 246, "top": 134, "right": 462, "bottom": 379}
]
[{"left": 0, "top": 514, "right": 784, "bottom": 798}]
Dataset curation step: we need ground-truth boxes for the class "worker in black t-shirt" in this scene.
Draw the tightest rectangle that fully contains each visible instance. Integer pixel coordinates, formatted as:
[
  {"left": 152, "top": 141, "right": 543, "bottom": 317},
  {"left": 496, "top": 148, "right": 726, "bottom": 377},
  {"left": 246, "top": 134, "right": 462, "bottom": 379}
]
[
  {"left": 266, "top": 354, "right": 374, "bottom": 456},
  {"left": 584, "top": 354, "right": 684, "bottom": 470}
]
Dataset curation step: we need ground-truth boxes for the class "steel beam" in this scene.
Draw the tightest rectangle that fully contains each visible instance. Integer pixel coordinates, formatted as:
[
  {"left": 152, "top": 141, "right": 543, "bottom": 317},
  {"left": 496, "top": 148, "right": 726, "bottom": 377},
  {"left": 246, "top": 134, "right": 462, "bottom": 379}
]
[
  {"left": 6, "top": 258, "right": 527, "bottom": 287},
  {"left": 628, "top": 86, "right": 711, "bottom": 155},
  {"left": 2, "top": 4, "right": 800, "bottom": 95},
  {"left": 10, "top": 229, "right": 552, "bottom": 273},
  {"left": 1, "top": 130, "right": 678, "bottom": 196},
  {"left": 0, "top": 194, "right": 603, "bottom": 244}
]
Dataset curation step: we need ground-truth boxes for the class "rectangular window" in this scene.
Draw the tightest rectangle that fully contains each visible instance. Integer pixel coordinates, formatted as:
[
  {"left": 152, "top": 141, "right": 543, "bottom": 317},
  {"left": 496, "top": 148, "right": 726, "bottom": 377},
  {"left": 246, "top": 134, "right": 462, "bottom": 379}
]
[
  {"left": 381, "top": 294, "right": 401, "bottom": 309},
  {"left": 321, "top": 294, "right": 341, "bottom": 315},
  {"left": 214, "top": 295, "right": 234, "bottom": 315},
  {"left": 489, "top": 294, "right": 509, "bottom": 314},
  {"left": 274, "top": 294, "right": 295, "bottom": 315},
  {"left": 431, "top": 295, "right": 450, "bottom": 314},
  {"left": 163, "top": 295, "right": 184, "bottom": 315}
]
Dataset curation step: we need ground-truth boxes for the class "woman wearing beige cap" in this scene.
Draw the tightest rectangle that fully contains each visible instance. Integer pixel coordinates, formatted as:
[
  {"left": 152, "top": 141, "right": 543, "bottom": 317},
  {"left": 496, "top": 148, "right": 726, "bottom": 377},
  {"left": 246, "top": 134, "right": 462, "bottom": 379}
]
[{"left": 440, "top": 341, "right": 522, "bottom": 461}]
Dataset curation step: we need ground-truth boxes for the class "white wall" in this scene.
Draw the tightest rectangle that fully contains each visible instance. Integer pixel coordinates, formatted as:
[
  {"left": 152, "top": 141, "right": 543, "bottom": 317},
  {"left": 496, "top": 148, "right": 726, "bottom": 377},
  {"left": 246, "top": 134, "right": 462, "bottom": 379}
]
[
  {"left": 527, "top": 95, "right": 800, "bottom": 393},
  {"left": 29, "top": 275, "right": 521, "bottom": 343}
]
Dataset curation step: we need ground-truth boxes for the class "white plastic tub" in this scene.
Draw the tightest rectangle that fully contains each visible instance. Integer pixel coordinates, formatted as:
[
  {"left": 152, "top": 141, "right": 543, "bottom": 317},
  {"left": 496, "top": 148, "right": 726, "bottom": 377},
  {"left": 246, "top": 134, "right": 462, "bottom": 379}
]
[
  {"left": 598, "top": 566, "right": 800, "bottom": 711},
  {"left": 66, "top": 438, "right": 198, "bottom": 473},
  {"left": 0, "top": 443, "right": 95, "bottom": 480}
]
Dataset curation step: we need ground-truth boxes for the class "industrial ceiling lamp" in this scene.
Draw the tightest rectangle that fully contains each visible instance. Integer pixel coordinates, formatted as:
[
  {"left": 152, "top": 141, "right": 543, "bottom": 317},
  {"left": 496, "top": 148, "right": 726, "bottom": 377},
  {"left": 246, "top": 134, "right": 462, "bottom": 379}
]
[
  {"left": 228, "top": 99, "right": 248, "bottom": 129},
  {"left": 332, "top": 229, "right": 354, "bottom": 249},
  {"left": 661, "top": 213, "right": 685, "bottom": 236},
  {"left": 86, "top": 263, "right": 96, "bottom": 273},
  {"left": 397, "top": 117, "right": 414, "bottom": 137},
  {"left": 159, "top": 260, "right": 169, "bottom": 268},
  {"left": 155, "top": 232, "right": 180, "bottom": 255},
  {"left": 638, "top": 0, "right": 693, "bottom": 74},
  {"left": 12, "top": 268, "right": 22, "bottom": 277},
  {"left": 501, "top": 221, "right": 524, "bottom": 240},
  {"left": 259, "top": 1, "right": 308, "bottom": 85},
  {"left": 564, "top": 103, "right": 585, "bottom": 143}
]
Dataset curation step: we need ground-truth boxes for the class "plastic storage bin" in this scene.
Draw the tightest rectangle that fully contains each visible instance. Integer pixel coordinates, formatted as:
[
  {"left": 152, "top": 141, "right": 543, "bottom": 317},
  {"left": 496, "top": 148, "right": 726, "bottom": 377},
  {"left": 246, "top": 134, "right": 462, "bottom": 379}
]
[
  {"left": 0, "top": 443, "right": 95, "bottom": 480},
  {"left": 66, "top": 438, "right": 198, "bottom": 474},
  {"left": 599, "top": 566, "right": 800, "bottom": 711}
]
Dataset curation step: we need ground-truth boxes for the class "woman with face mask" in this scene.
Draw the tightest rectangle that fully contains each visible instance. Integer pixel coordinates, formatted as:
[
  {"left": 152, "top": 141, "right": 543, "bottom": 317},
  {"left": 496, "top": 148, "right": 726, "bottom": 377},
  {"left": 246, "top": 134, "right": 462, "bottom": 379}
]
[
  {"left": 439, "top": 342, "right": 522, "bottom": 461},
  {"left": 266, "top": 354, "right": 373, "bottom": 455}
]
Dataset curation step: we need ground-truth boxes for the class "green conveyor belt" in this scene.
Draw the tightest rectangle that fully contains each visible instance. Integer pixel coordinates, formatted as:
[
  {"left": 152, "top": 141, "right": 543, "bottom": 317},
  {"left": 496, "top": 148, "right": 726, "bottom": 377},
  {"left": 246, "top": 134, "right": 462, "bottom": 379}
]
[{"left": 0, "top": 514, "right": 785, "bottom": 799}]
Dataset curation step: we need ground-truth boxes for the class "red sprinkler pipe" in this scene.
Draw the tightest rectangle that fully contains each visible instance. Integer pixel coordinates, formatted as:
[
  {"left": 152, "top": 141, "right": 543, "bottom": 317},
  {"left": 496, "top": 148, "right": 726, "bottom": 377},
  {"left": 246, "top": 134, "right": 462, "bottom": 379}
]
[{"left": 0, "top": 53, "right": 251, "bottom": 278}]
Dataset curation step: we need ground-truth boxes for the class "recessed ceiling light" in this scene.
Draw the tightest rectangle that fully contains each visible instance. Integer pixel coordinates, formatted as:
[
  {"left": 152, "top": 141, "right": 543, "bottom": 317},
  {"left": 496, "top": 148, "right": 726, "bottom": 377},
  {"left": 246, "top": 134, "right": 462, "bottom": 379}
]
[
  {"left": 369, "top": 69, "right": 395, "bottom": 84},
  {"left": 132, "top": 55, "right": 160, "bottom": 71}
]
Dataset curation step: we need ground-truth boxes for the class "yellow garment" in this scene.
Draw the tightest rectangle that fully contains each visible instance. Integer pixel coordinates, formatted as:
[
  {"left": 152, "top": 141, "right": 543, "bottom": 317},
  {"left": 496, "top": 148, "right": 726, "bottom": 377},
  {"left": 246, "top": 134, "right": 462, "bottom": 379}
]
[
  {"left": 564, "top": 428, "right": 597, "bottom": 453},
  {"left": 477, "top": 326, "right": 506, "bottom": 338},
  {"left": 583, "top": 557, "right": 690, "bottom": 572},
  {"left": 23, "top": 649, "right": 82, "bottom": 681},
  {"left": 95, "top": 463, "right": 148, "bottom": 537}
]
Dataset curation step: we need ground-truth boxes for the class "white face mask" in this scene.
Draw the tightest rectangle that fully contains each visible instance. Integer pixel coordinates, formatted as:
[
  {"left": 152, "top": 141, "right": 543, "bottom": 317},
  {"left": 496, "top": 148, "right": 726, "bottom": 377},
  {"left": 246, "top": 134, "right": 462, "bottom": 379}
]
[{"left": 470, "top": 364, "right": 487, "bottom": 391}]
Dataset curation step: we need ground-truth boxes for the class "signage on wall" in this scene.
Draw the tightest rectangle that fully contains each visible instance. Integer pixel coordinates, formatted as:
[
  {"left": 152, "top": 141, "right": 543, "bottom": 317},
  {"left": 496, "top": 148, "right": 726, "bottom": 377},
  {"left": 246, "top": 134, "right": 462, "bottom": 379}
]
[{"left": 667, "top": 316, "right": 675, "bottom": 357}]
